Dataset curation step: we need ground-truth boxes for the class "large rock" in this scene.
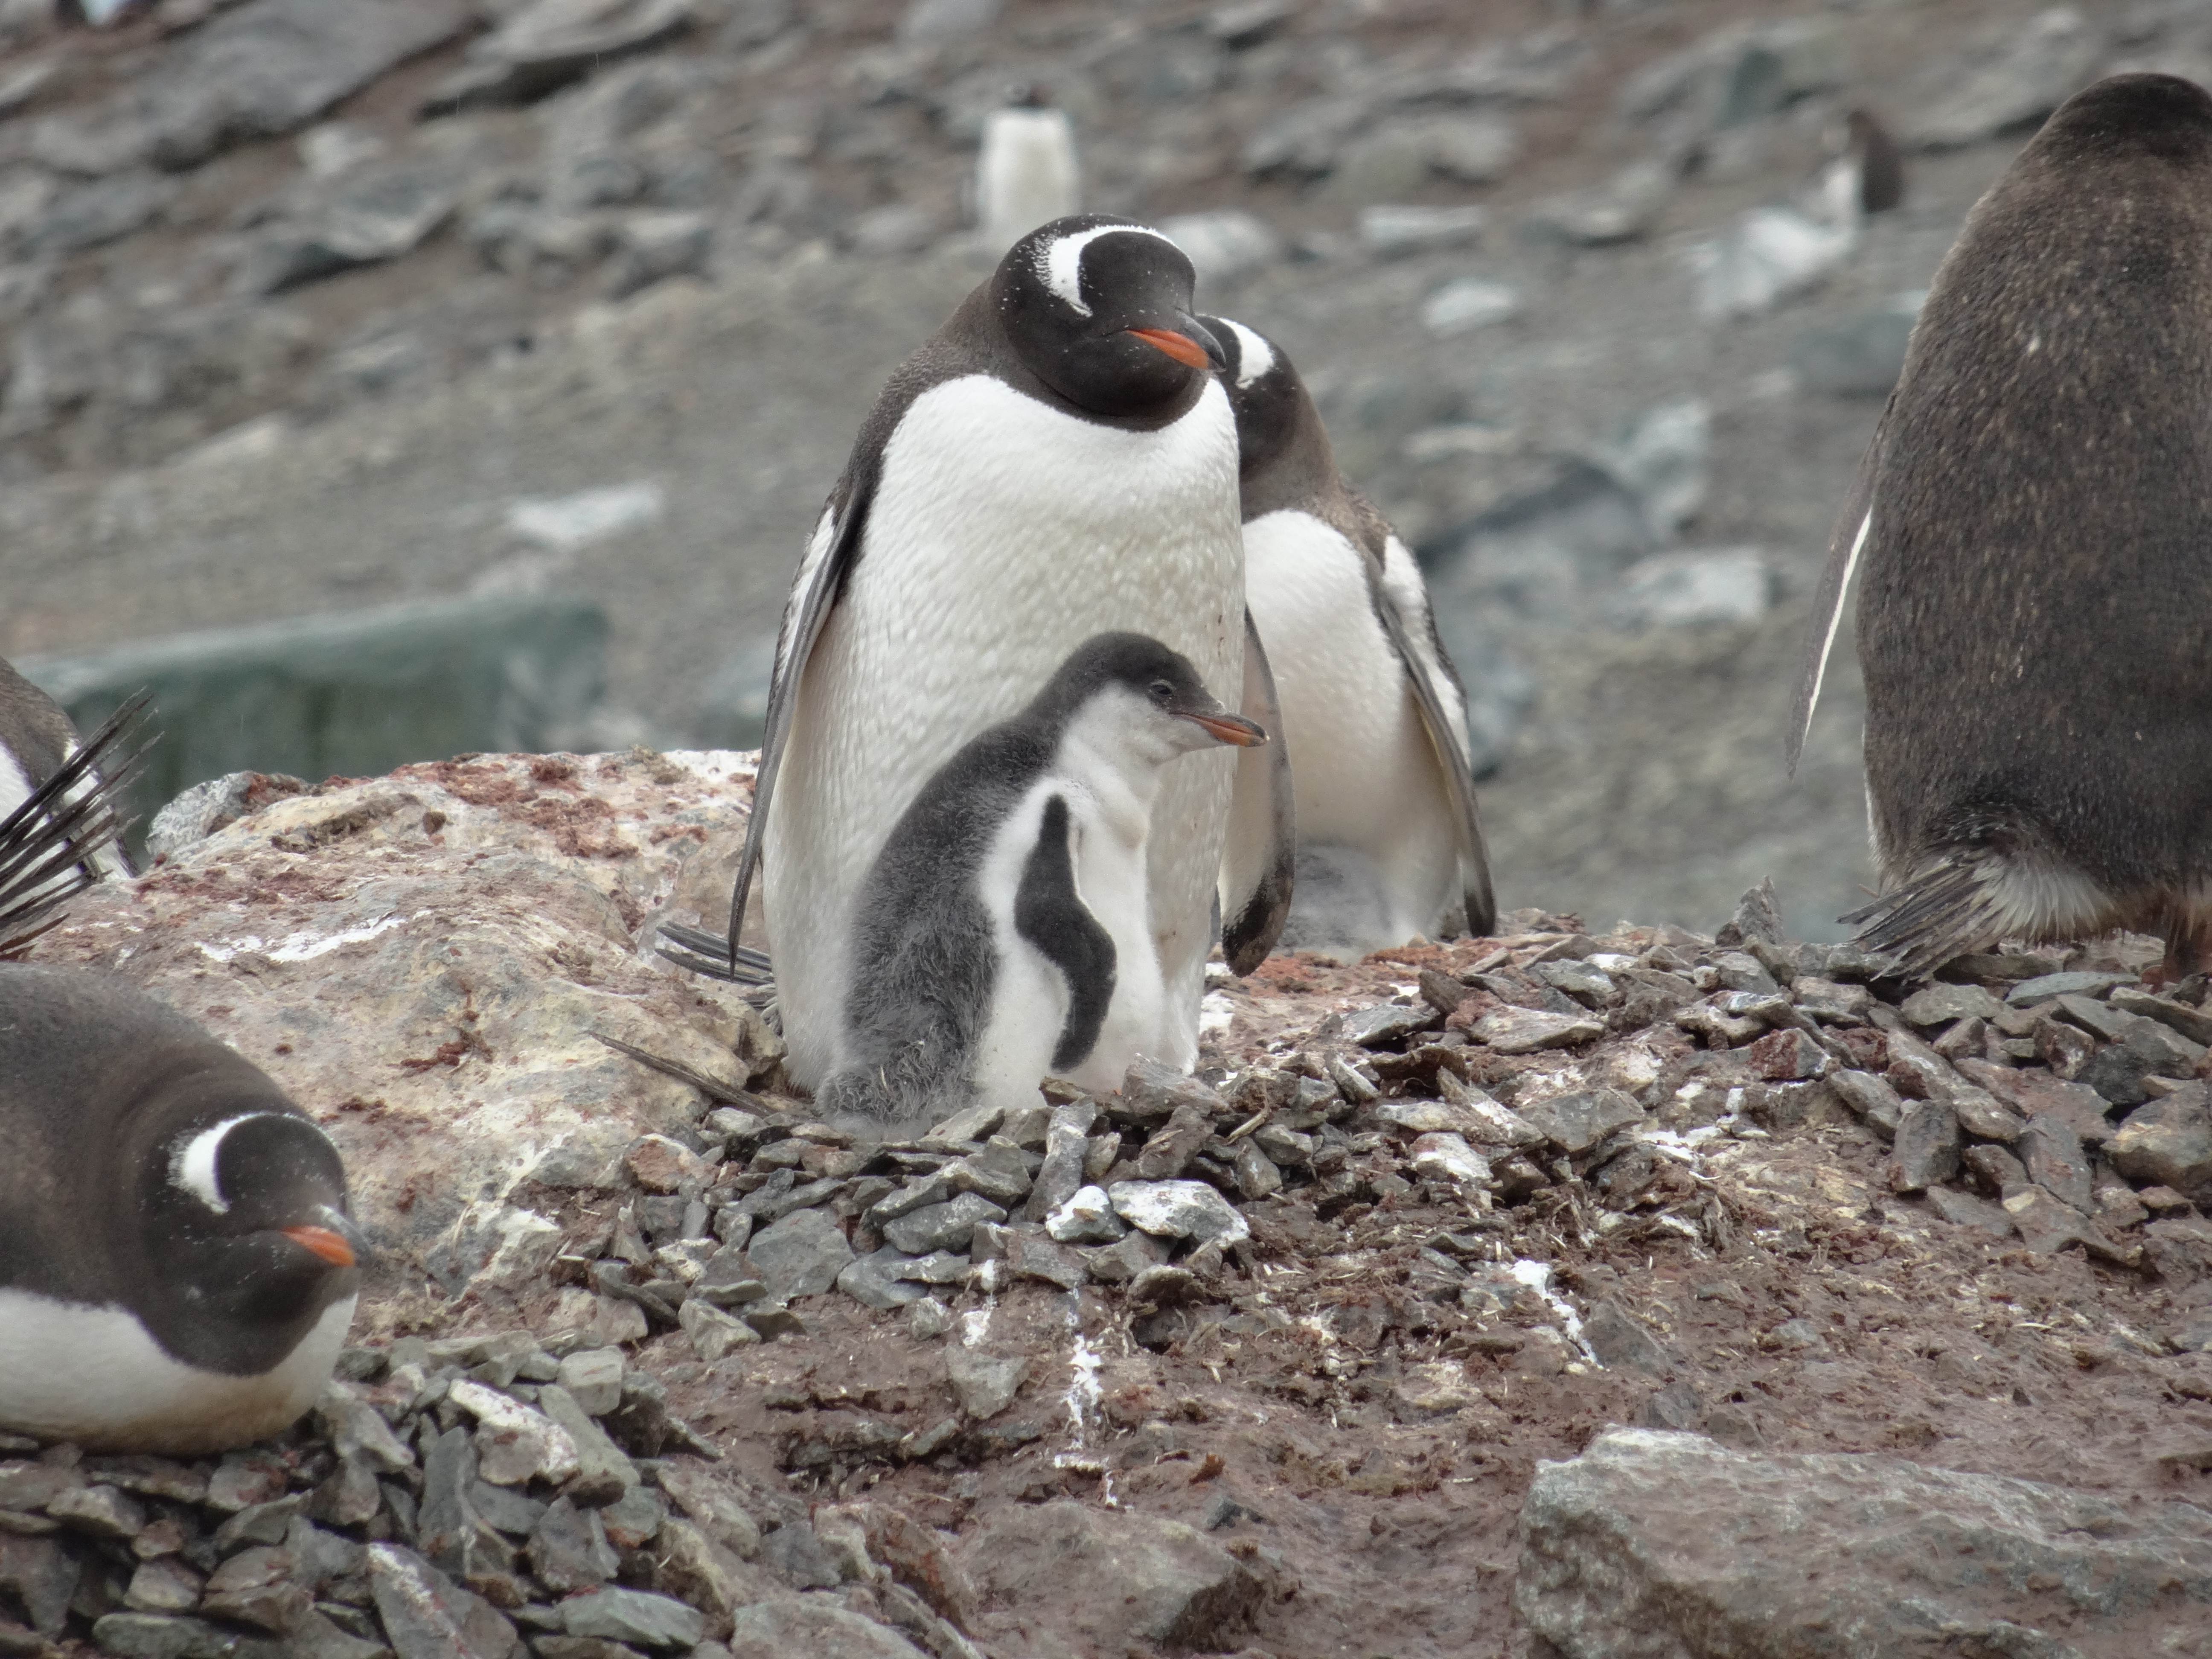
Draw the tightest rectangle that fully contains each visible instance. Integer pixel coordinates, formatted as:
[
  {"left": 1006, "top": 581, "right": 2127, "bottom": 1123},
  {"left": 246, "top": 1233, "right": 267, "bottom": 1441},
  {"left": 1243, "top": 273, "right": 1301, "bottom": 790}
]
[
  {"left": 23, "top": 748, "right": 764, "bottom": 1309},
  {"left": 724, "top": 1601, "right": 928, "bottom": 1659},
  {"left": 961, "top": 1501, "right": 1268, "bottom": 1653},
  {"left": 1518, "top": 1429, "right": 2212, "bottom": 1655},
  {"left": 25, "top": 596, "right": 611, "bottom": 846},
  {"left": 33, "top": 0, "right": 477, "bottom": 175}
]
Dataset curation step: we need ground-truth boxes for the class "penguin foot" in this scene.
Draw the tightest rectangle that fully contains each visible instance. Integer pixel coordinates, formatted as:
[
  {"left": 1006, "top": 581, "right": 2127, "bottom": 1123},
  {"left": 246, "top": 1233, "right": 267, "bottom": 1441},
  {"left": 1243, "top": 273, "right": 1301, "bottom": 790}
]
[{"left": 653, "top": 922, "right": 773, "bottom": 986}]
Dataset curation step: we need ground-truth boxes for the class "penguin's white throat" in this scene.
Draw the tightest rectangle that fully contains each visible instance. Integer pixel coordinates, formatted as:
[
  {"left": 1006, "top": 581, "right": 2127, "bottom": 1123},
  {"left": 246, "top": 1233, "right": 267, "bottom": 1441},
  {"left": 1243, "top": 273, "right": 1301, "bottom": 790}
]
[{"left": 1052, "top": 687, "right": 1208, "bottom": 835}]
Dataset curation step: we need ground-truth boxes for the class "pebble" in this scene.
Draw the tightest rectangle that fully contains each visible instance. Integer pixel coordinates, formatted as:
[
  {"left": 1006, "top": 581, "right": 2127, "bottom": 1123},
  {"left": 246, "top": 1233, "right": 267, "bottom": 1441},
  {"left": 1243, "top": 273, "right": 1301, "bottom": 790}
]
[
  {"left": 1516, "top": 1089, "right": 1643, "bottom": 1155},
  {"left": 1339, "top": 1001, "right": 1445, "bottom": 1050},
  {"left": 560, "top": 1587, "right": 705, "bottom": 1650},
  {"left": 881, "top": 1193, "right": 1007, "bottom": 1256},
  {"left": 2108, "top": 1086, "right": 2212, "bottom": 1193},
  {"left": 2005, "top": 970, "right": 2133, "bottom": 1006},
  {"left": 944, "top": 1348, "right": 1029, "bottom": 1420},
  {"left": 1045, "top": 1185, "right": 1126, "bottom": 1244},
  {"left": 554, "top": 1350, "right": 626, "bottom": 1418},
  {"left": 742, "top": 1207, "right": 856, "bottom": 1299},
  {"left": 1106, "top": 1180, "right": 1252, "bottom": 1247},
  {"left": 1891, "top": 1100, "right": 1962, "bottom": 1192},
  {"left": 1472, "top": 1007, "right": 1605, "bottom": 1054},
  {"left": 1408, "top": 1132, "right": 1491, "bottom": 1187},
  {"left": 447, "top": 1381, "right": 579, "bottom": 1487},
  {"left": 1359, "top": 203, "right": 1486, "bottom": 257}
]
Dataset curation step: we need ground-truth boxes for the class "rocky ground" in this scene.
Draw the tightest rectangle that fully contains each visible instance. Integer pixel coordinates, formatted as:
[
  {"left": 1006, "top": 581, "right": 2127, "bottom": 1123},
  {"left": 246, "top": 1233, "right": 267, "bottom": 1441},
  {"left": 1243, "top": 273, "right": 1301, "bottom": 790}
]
[
  {"left": 15, "top": 751, "right": 2212, "bottom": 1658},
  {"left": 0, "top": 0, "right": 2207, "bottom": 934}
]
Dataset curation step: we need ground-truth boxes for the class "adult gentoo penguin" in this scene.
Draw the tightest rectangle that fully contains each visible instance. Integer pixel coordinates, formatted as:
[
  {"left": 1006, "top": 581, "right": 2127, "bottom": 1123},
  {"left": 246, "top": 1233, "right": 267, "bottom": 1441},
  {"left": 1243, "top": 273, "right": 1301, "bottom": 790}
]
[
  {"left": 820, "top": 633, "right": 1264, "bottom": 1123},
  {"left": 1202, "top": 313, "right": 1495, "bottom": 959},
  {"left": 0, "top": 961, "right": 363, "bottom": 1452},
  {"left": 662, "top": 215, "right": 1291, "bottom": 1090},
  {"left": 1789, "top": 73, "right": 2212, "bottom": 978}
]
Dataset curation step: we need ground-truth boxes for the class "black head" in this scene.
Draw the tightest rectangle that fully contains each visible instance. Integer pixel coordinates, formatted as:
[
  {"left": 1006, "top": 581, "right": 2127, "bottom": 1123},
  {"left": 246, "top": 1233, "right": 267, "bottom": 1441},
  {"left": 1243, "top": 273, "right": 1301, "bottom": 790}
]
[
  {"left": 2034, "top": 73, "right": 2212, "bottom": 169},
  {"left": 1025, "top": 631, "right": 1266, "bottom": 753},
  {"left": 134, "top": 1060, "right": 362, "bottom": 1375},
  {"left": 1196, "top": 313, "right": 1305, "bottom": 478},
  {"left": 992, "top": 216, "right": 1228, "bottom": 418}
]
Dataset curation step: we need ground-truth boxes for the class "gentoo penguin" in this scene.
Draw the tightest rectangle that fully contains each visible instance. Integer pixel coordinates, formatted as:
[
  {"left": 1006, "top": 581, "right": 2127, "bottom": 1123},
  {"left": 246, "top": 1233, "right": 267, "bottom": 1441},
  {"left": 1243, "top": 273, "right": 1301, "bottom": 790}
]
[
  {"left": 1789, "top": 73, "right": 2212, "bottom": 978},
  {"left": 661, "top": 215, "right": 1291, "bottom": 1090},
  {"left": 1831, "top": 109, "right": 1905, "bottom": 216},
  {"left": 977, "top": 93, "right": 1080, "bottom": 252},
  {"left": 818, "top": 633, "right": 1264, "bottom": 1123},
  {"left": 1202, "top": 313, "right": 1496, "bottom": 959},
  {"left": 0, "top": 965, "right": 362, "bottom": 1453}
]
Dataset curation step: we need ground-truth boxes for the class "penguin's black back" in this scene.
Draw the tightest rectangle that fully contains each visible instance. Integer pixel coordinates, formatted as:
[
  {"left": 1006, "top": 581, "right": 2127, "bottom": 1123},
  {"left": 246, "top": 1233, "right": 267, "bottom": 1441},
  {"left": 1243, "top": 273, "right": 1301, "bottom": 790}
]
[
  {"left": 0, "top": 963, "right": 350, "bottom": 1373},
  {"left": 1861, "top": 73, "right": 2212, "bottom": 897}
]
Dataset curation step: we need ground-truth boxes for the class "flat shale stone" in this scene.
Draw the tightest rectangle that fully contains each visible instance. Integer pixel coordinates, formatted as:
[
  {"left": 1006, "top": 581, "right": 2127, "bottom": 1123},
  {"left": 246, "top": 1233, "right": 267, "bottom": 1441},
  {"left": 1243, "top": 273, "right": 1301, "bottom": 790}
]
[
  {"left": 559, "top": 1589, "right": 703, "bottom": 1651},
  {"left": 47, "top": 1484, "right": 145, "bottom": 1540},
  {"left": 2018, "top": 1115, "right": 2093, "bottom": 1212},
  {"left": 1135, "top": 1101, "right": 1215, "bottom": 1180},
  {"left": 89, "top": 1614, "right": 236, "bottom": 1659},
  {"left": 1044, "top": 1185, "right": 1126, "bottom": 1244},
  {"left": 881, "top": 1193, "right": 1005, "bottom": 1256},
  {"left": 1516, "top": 1089, "right": 1642, "bottom": 1155},
  {"left": 1518, "top": 1428, "right": 2212, "bottom": 1653},
  {"left": 367, "top": 1543, "right": 517, "bottom": 1659},
  {"left": 1890, "top": 1099, "right": 1962, "bottom": 1191},
  {"left": 741, "top": 1208, "right": 853, "bottom": 1300},
  {"left": 944, "top": 1348, "right": 1029, "bottom": 1420},
  {"left": 1927, "top": 1187, "right": 2015, "bottom": 1234},
  {"left": 835, "top": 1248, "right": 930, "bottom": 1311},
  {"left": 1107, "top": 1180, "right": 1251, "bottom": 1246},
  {"left": 534, "top": 1388, "right": 637, "bottom": 1506},
  {"left": 724, "top": 1601, "right": 927, "bottom": 1659},
  {"left": 1119, "top": 1057, "right": 1225, "bottom": 1122},
  {"left": 2006, "top": 970, "right": 2133, "bottom": 1006},
  {"left": 1900, "top": 982, "right": 2005, "bottom": 1027},
  {"left": 2112, "top": 986, "right": 2212, "bottom": 1047},
  {"left": 2110, "top": 1085, "right": 2212, "bottom": 1196},
  {"left": 1340, "top": 1000, "right": 1447, "bottom": 1050},
  {"left": 1472, "top": 1007, "right": 1604, "bottom": 1053},
  {"left": 553, "top": 1351, "right": 625, "bottom": 1418}
]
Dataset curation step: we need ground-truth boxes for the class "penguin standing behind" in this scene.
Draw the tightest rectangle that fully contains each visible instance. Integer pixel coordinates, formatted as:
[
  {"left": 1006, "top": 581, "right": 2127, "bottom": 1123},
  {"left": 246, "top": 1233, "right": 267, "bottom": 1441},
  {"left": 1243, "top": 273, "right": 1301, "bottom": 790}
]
[
  {"left": 819, "top": 632, "right": 1264, "bottom": 1124},
  {"left": 0, "top": 724, "right": 362, "bottom": 1453},
  {"left": 1202, "top": 314, "right": 1495, "bottom": 959},
  {"left": 661, "top": 215, "right": 1292, "bottom": 1090},
  {"left": 0, "top": 670, "right": 144, "bottom": 956},
  {"left": 1790, "top": 74, "right": 2212, "bottom": 978}
]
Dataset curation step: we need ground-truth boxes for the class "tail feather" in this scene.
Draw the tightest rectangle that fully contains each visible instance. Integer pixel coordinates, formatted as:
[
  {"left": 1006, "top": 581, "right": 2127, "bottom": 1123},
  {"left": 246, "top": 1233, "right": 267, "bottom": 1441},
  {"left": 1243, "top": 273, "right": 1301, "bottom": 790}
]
[
  {"left": 0, "top": 696, "right": 152, "bottom": 959},
  {"left": 654, "top": 920, "right": 774, "bottom": 987},
  {"left": 1840, "top": 851, "right": 2009, "bottom": 978}
]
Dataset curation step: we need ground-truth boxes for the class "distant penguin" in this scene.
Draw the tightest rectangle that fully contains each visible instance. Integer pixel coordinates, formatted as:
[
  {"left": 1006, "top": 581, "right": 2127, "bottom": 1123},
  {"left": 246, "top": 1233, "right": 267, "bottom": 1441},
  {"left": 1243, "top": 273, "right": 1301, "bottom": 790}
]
[
  {"left": 819, "top": 633, "right": 1264, "bottom": 1123},
  {"left": 1790, "top": 73, "right": 2212, "bottom": 978},
  {"left": 661, "top": 215, "right": 1292, "bottom": 1091},
  {"left": 1826, "top": 108, "right": 1904, "bottom": 216},
  {"left": 977, "top": 92, "right": 1080, "bottom": 253},
  {"left": 1202, "top": 313, "right": 1496, "bottom": 959}
]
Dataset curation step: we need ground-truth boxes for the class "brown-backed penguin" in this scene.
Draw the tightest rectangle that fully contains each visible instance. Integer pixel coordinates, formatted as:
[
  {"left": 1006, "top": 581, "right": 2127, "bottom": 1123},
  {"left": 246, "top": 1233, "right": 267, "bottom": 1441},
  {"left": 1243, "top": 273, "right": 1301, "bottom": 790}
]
[
  {"left": 1202, "top": 313, "right": 1496, "bottom": 958},
  {"left": 1790, "top": 73, "right": 2212, "bottom": 978},
  {"left": 661, "top": 215, "right": 1291, "bottom": 1091},
  {"left": 819, "top": 633, "right": 1264, "bottom": 1125}
]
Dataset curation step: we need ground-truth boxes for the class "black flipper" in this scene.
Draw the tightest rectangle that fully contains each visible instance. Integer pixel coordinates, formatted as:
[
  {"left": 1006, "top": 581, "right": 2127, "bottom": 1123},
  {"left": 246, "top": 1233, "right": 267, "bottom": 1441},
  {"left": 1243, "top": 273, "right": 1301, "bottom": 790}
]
[
  {"left": 1014, "top": 794, "right": 1116, "bottom": 1072},
  {"left": 1220, "top": 607, "right": 1296, "bottom": 974},
  {"left": 1370, "top": 565, "right": 1496, "bottom": 937},
  {"left": 1787, "top": 391, "right": 1893, "bottom": 777},
  {"left": 0, "top": 695, "right": 152, "bottom": 959},
  {"left": 653, "top": 475, "right": 877, "bottom": 983}
]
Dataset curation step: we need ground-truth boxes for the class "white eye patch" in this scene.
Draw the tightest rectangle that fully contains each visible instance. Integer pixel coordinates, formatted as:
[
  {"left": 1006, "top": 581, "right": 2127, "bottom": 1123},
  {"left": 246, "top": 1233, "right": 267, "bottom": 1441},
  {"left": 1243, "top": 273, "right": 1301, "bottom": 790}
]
[
  {"left": 1036, "top": 223, "right": 1181, "bottom": 318},
  {"left": 169, "top": 1114, "right": 285, "bottom": 1215},
  {"left": 1221, "top": 318, "right": 1276, "bottom": 387}
]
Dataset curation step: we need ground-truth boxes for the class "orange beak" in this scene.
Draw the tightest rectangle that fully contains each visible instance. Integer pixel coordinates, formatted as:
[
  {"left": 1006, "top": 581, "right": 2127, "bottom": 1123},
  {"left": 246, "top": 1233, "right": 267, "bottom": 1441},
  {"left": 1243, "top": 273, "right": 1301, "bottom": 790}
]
[
  {"left": 1126, "top": 328, "right": 1213, "bottom": 369},
  {"left": 282, "top": 1225, "right": 357, "bottom": 1268},
  {"left": 1182, "top": 711, "right": 1268, "bottom": 747}
]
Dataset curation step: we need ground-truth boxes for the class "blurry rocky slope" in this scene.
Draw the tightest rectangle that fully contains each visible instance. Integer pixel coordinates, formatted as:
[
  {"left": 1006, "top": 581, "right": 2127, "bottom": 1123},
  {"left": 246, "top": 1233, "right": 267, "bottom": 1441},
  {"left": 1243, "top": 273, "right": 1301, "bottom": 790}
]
[{"left": 0, "top": 0, "right": 2200, "bottom": 935}]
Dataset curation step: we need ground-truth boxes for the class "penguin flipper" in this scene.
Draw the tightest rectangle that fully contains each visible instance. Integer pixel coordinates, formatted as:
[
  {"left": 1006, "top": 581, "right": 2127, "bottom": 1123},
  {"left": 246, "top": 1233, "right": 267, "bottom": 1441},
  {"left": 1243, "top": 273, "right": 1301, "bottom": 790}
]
[
  {"left": 1370, "top": 570, "right": 1497, "bottom": 939},
  {"left": 1015, "top": 794, "right": 1117, "bottom": 1072},
  {"left": 1788, "top": 394, "right": 1892, "bottom": 777},
  {"left": 1219, "top": 608, "right": 1296, "bottom": 975},
  {"left": 657, "top": 477, "right": 877, "bottom": 981},
  {"left": 0, "top": 694, "right": 151, "bottom": 958}
]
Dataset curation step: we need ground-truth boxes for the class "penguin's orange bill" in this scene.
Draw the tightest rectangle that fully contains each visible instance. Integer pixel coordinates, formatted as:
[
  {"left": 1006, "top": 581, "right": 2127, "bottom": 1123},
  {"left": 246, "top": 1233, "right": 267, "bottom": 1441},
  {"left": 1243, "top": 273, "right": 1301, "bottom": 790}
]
[
  {"left": 281, "top": 1225, "right": 357, "bottom": 1267},
  {"left": 1126, "top": 328, "right": 1212, "bottom": 368},
  {"left": 1182, "top": 712, "right": 1268, "bottom": 747}
]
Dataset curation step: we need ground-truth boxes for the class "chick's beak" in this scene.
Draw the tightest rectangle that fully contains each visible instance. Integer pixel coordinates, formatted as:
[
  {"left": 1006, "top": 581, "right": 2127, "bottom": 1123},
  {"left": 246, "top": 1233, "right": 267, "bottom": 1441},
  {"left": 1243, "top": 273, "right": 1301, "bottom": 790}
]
[{"left": 1179, "top": 710, "right": 1268, "bottom": 747}]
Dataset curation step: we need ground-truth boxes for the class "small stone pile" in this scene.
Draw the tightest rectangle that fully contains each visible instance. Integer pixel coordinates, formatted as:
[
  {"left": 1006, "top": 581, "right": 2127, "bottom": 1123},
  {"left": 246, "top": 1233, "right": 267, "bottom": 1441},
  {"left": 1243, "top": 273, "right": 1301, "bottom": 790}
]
[
  {"left": 568, "top": 882, "right": 2212, "bottom": 1370},
  {"left": 0, "top": 1326, "right": 995, "bottom": 1659}
]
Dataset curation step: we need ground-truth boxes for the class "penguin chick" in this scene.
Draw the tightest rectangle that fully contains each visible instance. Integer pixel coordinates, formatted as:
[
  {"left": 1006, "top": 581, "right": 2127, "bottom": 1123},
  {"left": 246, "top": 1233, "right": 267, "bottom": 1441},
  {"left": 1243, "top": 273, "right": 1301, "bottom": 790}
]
[
  {"left": 662, "top": 215, "right": 1291, "bottom": 1091},
  {"left": 1790, "top": 73, "right": 2212, "bottom": 978},
  {"left": 817, "top": 632, "right": 1264, "bottom": 1126},
  {"left": 1202, "top": 313, "right": 1496, "bottom": 960},
  {"left": 0, "top": 962, "right": 362, "bottom": 1453}
]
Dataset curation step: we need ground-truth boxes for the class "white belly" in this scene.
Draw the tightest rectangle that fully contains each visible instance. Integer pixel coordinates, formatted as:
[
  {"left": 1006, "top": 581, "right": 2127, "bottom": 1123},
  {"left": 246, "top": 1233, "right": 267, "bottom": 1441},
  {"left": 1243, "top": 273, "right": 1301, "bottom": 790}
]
[
  {"left": 767, "top": 375, "right": 1243, "bottom": 1088},
  {"left": 0, "top": 1290, "right": 355, "bottom": 1455},
  {"left": 1244, "top": 509, "right": 1460, "bottom": 956}
]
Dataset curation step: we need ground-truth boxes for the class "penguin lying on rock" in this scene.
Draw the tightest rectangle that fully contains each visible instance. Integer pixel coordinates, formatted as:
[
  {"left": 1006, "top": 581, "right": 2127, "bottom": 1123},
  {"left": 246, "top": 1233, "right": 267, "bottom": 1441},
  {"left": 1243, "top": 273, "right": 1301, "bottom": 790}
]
[
  {"left": 0, "top": 706, "right": 362, "bottom": 1453},
  {"left": 1203, "top": 313, "right": 1495, "bottom": 959},
  {"left": 1790, "top": 73, "right": 2212, "bottom": 979},
  {"left": 662, "top": 214, "right": 1292, "bottom": 1091},
  {"left": 818, "top": 632, "right": 1264, "bottom": 1125}
]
